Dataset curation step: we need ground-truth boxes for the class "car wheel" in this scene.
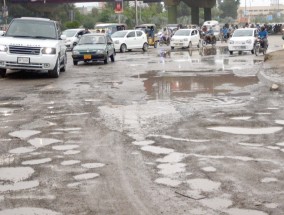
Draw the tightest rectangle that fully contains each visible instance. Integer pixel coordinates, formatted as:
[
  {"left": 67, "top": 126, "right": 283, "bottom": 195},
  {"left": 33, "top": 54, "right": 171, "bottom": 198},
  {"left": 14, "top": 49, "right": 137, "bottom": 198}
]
[
  {"left": 142, "top": 43, "right": 148, "bottom": 52},
  {"left": 48, "top": 57, "right": 60, "bottom": 78},
  {"left": 238, "top": 51, "right": 242, "bottom": 55},
  {"left": 104, "top": 54, "right": 109, "bottom": 64},
  {"left": 0, "top": 69, "right": 6, "bottom": 78},
  {"left": 229, "top": 51, "right": 233, "bottom": 55},
  {"left": 73, "top": 61, "right": 78, "bottom": 65},
  {"left": 251, "top": 49, "right": 254, "bottom": 54},
  {"left": 120, "top": 44, "right": 127, "bottom": 53},
  {"left": 110, "top": 53, "right": 115, "bottom": 62},
  {"left": 171, "top": 46, "right": 174, "bottom": 50},
  {"left": 60, "top": 53, "right": 67, "bottom": 72}
]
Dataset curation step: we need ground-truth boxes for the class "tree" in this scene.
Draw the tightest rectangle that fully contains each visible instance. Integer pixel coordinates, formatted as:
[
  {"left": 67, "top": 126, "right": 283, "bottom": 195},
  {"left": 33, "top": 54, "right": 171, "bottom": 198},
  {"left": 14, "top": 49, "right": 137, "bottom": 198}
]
[{"left": 218, "top": 0, "right": 240, "bottom": 19}]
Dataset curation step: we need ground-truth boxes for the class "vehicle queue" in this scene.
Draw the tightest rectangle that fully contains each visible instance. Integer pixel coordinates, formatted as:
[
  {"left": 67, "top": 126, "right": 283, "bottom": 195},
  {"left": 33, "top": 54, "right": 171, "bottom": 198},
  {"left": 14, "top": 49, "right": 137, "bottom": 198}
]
[{"left": 0, "top": 18, "right": 273, "bottom": 78}]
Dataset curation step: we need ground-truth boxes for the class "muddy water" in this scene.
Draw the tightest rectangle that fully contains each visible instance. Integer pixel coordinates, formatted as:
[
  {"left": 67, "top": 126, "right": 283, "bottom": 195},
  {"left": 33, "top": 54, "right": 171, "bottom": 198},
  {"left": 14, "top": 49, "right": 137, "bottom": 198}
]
[{"left": 133, "top": 72, "right": 258, "bottom": 101}]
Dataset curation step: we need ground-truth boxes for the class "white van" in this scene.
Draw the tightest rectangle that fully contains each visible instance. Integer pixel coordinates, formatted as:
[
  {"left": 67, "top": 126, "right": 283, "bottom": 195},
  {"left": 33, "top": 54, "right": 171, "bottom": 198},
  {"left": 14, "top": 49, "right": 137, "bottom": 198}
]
[{"left": 202, "top": 20, "right": 221, "bottom": 40}]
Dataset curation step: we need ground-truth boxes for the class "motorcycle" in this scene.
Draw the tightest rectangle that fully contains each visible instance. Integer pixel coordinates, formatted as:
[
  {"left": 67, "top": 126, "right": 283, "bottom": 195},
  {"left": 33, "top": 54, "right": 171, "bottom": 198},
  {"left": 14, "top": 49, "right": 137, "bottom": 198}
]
[
  {"left": 254, "top": 37, "right": 268, "bottom": 56},
  {"left": 159, "top": 35, "right": 170, "bottom": 46},
  {"left": 199, "top": 32, "right": 217, "bottom": 47}
]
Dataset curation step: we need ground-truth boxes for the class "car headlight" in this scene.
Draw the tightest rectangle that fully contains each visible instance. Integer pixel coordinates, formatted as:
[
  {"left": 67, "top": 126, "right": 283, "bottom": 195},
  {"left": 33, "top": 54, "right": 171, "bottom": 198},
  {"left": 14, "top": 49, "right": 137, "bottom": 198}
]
[
  {"left": 42, "top": 47, "right": 56, "bottom": 54},
  {"left": 97, "top": 50, "right": 104, "bottom": 54},
  {"left": 114, "top": 40, "right": 120, "bottom": 44},
  {"left": 184, "top": 38, "right": 188, "bottom": 41},
  {"left": 246, "top": 39, "right": 252, "bottom": 44},
  {"left": 0, "top": 45, "right": 8, "bottom": 52},
  {"left": 72, "top": 50, "right": 80, "bottom": 55},
  {"left": 229, "top": 40, "right": 234, "bottom": 44}
]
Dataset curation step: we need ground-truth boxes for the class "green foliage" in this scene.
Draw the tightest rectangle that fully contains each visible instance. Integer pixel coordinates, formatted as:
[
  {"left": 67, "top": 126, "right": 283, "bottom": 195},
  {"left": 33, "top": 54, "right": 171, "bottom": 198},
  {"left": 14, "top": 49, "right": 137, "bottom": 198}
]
[
  {"left": 64, "top": 20, "right": 80, "bottom": 29},
  {"left": 218, "top": 0, "right": 240, "bottom": 19}
]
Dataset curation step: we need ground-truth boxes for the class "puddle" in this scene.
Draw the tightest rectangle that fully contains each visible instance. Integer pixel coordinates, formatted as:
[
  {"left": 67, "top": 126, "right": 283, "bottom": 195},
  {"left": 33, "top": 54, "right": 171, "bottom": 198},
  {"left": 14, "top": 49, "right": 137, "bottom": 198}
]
[
  {"left": 0, "top": 108, "right": 14, "bottom": 116},
  {"left": 225, "top": 208, "right": 268, "bottom": 215},
  {"left": 275, "top": 120, "right": 284, "bottom": 125},
  {"left": 155, "top": 177, "right": 182, "bottom": 187},
  {"left": 81, "top": 163, "right": 105, "bottom": 169},
  {"left": 230, "top": 116, "right": 252, "bottom": 120},
  {"left": 275, "top": 142, "right": 284, "bottom": 146},
  {"left": 52, "top": 145, "right": 79, "bottom": 151},
  {"left": 63, "top": 150, "right": 80, "bottom": 155},
  {"left": 133, "top": 72, "right": 258, "bottom": 101},
  {"left": 28, "top": 138, "right": 62, "bottom": 148},
  {"left": 187, "top": 178, "right": 221, "bottom": 192},
  {"left": 260, "top": 177, "right": 278, "bottom": 183},
  {"left": 54, "top": 128, "right": 82, "bottom": 131},
  {"left": 0, "top": 167, "right": 34, "bottom": 182},
  {"left": 238, "top": 143, "right": 264, "bottom": 147},
  {"left": 201, "top": 166, "right": 216, "bottom": 172},
  {"left": 22, "top": 158, "right": 52, "bottom": 165},
  {"left": 148, "top": 134, "right": 190, "bottom": 142},
  {"left": 264, "top": 203, "right": 278, "bottom": 209},
  {"left": 67, "top": 182, "right": 81, "bottom": 188},
  {"left": 9, "top": 130, "right": 41, "bottom": 139},
  {"left": 0, "top": 180, "right": 39, "bottom": 192},
  {"left": 156, "top": 152, "right": 187, "bottom": 163},
  {"left": 9, "top": 147, "right": 36, "bottom": 154},
  {"left": 0, "top": 207, "right": 61, "bottom": 215},
  {"left": 200, "top": 197, "right": 232, "bottom": 210},
  {"left": 157, "top": 163, "right": 186, "bottom": 175},
  {"left": 207, "top": 126, "right": 283, "bottom": 135},
  {"left": 61, "top": 160, "right": 81, "bottom": 166},
  {"left": 132, "top": 140, "right": 155, "bottom": 146},
  {"left": 73, "top": 173, "right": 100, "bottom": 180},
  {"left": 141, "top": 146, "right": 174, "bottom": 154}
]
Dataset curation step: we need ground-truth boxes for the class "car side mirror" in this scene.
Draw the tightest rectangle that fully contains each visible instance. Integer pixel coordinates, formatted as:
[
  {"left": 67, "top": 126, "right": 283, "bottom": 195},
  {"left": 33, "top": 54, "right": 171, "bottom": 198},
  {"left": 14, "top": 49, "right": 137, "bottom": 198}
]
[
  {"left": 107, "top": 41, "right": 113, "bottom": 45},
  {"left": 60, "top": 35, "right": 67, "bottom": 40}
]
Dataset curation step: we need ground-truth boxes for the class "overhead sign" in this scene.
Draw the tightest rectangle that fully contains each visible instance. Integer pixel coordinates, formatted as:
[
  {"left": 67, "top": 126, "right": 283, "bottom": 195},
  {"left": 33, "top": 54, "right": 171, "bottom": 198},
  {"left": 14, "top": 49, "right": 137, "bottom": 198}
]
[{"left": 114, "top": 0, "right": 123, "bottom": 14}]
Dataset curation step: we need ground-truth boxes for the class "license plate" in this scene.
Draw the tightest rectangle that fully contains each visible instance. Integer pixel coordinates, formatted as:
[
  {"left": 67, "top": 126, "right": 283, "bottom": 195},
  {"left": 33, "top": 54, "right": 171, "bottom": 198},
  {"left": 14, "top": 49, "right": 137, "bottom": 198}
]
[
  {"left": 84, "top": 55, "right": 91, "bottom": 60},
  {"left": 17, "top": 57, "right": 29, "bottom": 64}
]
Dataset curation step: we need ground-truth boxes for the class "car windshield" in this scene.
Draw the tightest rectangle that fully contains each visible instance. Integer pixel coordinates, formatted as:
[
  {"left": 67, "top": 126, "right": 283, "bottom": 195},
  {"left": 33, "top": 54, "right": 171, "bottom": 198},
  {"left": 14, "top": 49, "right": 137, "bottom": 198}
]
[
  {"left": 111, "top": 31, "right": 128, "bottom": 38},
  {"left": 174, "top": 30, "right": 190, "bottom": 36},
  {"left": 233, "top": 30, "right": 253, "bottom": 37},
  {"left": 62, "top": 29, "right": 78, "bottom": 37},
  {"left": 78, "top": 35, "right": 106, "bottom": 44},
  {"left": 5, "top": 19, "right": 57, "bottom": 39}
]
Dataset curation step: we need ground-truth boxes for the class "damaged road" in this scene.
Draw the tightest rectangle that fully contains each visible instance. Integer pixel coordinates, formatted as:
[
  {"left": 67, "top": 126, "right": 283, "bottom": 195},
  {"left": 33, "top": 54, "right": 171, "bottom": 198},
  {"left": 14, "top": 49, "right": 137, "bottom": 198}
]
[{"left": 0, "top": 35, "right": 284, "bottom": 215}]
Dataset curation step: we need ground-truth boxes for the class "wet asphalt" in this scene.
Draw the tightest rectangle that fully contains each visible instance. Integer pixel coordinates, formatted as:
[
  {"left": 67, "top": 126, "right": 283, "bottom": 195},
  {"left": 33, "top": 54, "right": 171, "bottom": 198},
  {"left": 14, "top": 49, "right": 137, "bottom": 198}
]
[{"left": 0, "top": 35, "right": 284, "bottom": 215}]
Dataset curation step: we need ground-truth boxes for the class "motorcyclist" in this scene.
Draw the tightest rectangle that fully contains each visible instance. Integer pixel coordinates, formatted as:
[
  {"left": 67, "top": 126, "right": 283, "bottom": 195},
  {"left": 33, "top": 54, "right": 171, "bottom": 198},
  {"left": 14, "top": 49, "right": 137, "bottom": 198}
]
[
  {"left": 161, "top": 27, "right": 169, "bottom": 43},
  {"left": 205, "top": 27, "right": 214, "bottom": 43},
  {"left": 258, "top": 26, "right": 268, "bottom": 49}
]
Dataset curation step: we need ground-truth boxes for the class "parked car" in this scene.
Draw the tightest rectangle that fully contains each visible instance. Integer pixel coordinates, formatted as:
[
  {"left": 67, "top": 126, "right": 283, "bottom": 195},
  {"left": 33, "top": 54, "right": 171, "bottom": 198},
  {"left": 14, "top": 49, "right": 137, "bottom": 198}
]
[
  {"left": 170, "top": 29, "right": 200, "bottom": 50},
  {"left": 72, "top": 33, "right": 115, "bottom": 65},
  {"left": 228, "top": 28, "right": 258, "bottom": 55},
  {"left": 62, "top": 28, "right": 85, "bottom": 51},
  {"left": 111, "top": 30, "right": 148, "bottom": 53},
  {"left": 0, "top": 17, "right": 67, "bottom": 78}
]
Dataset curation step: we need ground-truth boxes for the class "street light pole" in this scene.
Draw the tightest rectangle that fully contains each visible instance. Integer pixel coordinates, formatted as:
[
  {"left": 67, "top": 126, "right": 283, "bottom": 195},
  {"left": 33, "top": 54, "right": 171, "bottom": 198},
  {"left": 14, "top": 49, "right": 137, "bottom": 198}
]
[{"left": 135, "top": 0, "right": 138, "bottom": 26}]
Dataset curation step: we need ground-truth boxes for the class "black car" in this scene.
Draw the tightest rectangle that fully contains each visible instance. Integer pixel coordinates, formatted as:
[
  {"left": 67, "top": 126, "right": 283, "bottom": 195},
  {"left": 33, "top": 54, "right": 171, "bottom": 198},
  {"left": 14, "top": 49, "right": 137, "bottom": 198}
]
[{"left": 72, "top": 33, "right": 115, "bottom": 65}]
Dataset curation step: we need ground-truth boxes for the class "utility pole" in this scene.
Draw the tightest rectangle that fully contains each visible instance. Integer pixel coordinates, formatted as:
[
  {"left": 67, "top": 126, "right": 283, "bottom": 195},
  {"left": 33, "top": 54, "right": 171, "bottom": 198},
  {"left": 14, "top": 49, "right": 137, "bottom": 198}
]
[{"left": 135, "top": 0, "right": 138, "bottom": 26}]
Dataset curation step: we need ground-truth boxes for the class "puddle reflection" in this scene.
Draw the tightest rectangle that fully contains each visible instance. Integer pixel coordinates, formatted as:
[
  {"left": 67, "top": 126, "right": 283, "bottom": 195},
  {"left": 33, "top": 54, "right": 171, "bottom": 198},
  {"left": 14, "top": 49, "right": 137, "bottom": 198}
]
[{"left": 135, "top": 72, "right": 258, "bottom": 100}]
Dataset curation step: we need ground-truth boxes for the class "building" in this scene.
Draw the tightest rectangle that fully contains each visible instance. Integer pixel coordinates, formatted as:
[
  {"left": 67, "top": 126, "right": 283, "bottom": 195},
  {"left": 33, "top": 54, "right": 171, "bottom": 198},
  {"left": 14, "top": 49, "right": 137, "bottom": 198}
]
[{"left": 238, "top": 3, "right": 284, "bottom": 22}]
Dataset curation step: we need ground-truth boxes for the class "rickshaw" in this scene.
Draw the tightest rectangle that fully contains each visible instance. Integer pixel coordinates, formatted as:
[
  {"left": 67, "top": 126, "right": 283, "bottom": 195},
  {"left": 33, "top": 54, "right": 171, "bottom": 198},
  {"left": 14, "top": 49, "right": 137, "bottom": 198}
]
[{"left": 135, "top": 24, "right": 159, "bottom": 48}]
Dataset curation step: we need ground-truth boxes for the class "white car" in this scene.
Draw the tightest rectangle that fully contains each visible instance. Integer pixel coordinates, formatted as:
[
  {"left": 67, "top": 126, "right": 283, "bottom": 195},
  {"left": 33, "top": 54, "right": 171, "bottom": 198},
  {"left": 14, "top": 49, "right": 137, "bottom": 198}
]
[
  {"left": 62, "top": 28, "right": 85, "bottom": 51},
  {"left": 0, "top": 17, "right": 67, "bottom": 78},
  {"left": 111, "top": 30, "right": 148, "bottom": 53},
  {"left": 170, "top": 29, "right": 200, "bottom": 50},
  {"left": 228, "top": 28, "right": 258, "bottom": 55}
]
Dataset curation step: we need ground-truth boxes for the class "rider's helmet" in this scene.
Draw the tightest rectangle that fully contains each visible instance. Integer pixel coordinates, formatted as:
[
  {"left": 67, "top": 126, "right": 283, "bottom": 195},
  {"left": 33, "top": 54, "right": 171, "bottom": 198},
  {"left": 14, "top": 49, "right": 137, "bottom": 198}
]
[{"left": 261, "top": 26, "right": 265, "bottom": 31}]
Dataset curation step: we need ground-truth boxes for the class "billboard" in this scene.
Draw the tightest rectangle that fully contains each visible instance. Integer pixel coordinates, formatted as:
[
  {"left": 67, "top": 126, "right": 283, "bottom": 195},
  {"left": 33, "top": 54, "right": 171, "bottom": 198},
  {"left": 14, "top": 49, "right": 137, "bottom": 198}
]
[{"left": 114, "top": 0, "right": 123, "bottom": 14}]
